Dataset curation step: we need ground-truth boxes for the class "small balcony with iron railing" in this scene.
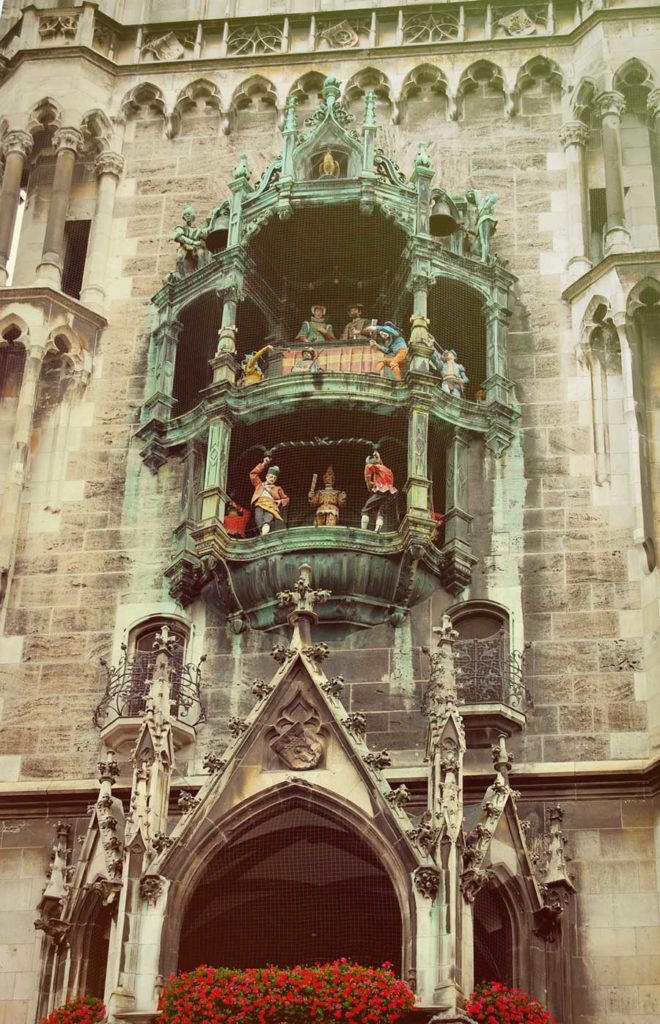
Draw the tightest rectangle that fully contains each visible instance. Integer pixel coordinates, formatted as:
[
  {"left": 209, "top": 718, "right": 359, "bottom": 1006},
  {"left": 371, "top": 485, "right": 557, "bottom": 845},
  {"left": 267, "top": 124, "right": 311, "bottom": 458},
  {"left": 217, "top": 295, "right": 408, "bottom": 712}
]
[
  {"left": 454, "top": 628, "right": 530, "bottom": 740},
  {"left": 93, "top": 626, "right": 206, "bottom": 755}
]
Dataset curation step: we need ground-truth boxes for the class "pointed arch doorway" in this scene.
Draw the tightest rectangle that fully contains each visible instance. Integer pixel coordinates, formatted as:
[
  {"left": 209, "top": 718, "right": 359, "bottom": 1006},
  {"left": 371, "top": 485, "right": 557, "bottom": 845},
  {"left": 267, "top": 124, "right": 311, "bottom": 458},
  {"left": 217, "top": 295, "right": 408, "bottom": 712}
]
[{"left": 178, "top": 802, "right": 403, "bottom": 972}]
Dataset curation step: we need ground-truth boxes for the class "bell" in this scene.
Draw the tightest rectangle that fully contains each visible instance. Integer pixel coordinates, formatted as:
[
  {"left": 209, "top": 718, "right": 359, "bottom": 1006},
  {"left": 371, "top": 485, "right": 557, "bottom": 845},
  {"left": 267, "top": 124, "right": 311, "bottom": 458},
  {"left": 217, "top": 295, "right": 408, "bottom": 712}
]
[{"left": 429, "top": 196, "right": 459, "bottom": 237}]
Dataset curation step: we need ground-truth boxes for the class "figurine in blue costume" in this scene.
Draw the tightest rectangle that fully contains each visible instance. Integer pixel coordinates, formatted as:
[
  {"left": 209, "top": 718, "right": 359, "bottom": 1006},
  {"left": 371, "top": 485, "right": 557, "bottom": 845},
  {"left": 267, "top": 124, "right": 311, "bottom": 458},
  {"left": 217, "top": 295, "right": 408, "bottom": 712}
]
[{"left": 364, "top": 322, "right": 408, "bottom": 380}]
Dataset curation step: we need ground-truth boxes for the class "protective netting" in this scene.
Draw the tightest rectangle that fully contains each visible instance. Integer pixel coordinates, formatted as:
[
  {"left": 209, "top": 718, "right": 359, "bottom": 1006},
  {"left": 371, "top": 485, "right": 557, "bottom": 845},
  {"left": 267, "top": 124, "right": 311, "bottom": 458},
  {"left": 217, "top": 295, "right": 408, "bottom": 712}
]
[{"left": 177, "top": 805, "right": 402, "bottom": 973}]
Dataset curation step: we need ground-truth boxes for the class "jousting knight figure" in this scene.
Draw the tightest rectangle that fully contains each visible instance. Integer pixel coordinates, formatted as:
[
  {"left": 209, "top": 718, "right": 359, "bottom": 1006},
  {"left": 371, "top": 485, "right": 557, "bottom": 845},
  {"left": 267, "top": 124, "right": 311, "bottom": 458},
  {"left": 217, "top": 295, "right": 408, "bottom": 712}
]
[
  {"left": 249, "top": 456, "right": 289, "bottom": 536},
  {"left": 361, "top": 451, "right": 398, "bottom": 533}
]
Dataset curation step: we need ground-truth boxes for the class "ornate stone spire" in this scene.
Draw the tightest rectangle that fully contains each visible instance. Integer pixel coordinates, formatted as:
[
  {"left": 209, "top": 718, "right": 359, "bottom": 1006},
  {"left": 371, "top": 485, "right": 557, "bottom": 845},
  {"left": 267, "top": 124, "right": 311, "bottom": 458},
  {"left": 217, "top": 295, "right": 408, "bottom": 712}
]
[{"left": 276, "top": 562, "right": 331, "bottom": 649}]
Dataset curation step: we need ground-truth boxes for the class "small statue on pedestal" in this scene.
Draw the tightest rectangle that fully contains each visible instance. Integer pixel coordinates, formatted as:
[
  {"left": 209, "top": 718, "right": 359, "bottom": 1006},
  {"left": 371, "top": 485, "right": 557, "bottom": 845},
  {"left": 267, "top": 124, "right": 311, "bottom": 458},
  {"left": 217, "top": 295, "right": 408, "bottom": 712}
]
[
  {"left": 249, "top": 457, "right": 289, "bottom": 536},
  {"left": 433, "top": 348, "right": 469, "bottom": 398},
  {"left": 173, "top": 205, "right": 207, "bottom": 276},
  {"left": 361, "top": 452, "right": 398, "bottom": 533},
  {"left": 295, "top": 304, "right": 336, "bottom": 347},
  {"left": 241, "top": 344, "right": 273, "bottom": 386},
  {"left": 309, "top": 466, "right": 347, "bottom": 526},
  {"left": 291, "top": 347, "right": 322, "bottom": 375},
  {"left": 364, "top": 323, "right": 408, "bottom": 381},
  {"left": 340, "top": 303, "right": 371, "bottom": 342},
  {"left": 465, "top": 189, "right": 498, "bottom": 263}
]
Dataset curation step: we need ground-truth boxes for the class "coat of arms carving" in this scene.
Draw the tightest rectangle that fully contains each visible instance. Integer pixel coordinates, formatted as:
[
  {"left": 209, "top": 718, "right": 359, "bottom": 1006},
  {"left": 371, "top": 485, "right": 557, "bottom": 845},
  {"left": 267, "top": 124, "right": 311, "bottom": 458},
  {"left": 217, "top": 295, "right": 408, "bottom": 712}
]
[{"left": 270, "top": 694, "right": 324, "bottom": 770}]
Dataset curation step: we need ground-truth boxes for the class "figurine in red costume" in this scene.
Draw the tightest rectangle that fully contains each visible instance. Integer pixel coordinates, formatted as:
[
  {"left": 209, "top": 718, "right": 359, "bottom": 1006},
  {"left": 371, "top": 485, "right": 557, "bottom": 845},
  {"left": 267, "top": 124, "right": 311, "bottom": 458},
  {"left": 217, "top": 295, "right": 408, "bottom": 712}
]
[
  {"left": 361, "top": 451, "right": 398, "bottom": 532},
  {"left": 250, "top": 457, "right": 289, "bottom": 536}
]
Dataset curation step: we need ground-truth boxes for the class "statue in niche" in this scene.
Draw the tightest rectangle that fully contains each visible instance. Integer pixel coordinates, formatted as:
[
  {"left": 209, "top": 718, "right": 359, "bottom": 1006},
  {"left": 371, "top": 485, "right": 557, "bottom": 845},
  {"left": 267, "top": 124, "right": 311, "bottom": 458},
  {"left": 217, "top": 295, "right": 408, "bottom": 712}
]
[
  {"left": 431, "top": 348, "right": 469, "bottom": 398},
  {"left": 308, "top": 466, "right": 347, "bottom": 526},
  {"left": 318, "top": 150, "right": 341, "bottom": 178},
  {"left": 465, "top": 189, "right": 498, "bottom": 263},
  {"left": 241, "top": 344, "right": 273, "bottom": 386},
  {"left": 249, "top": 456, "right": 289, "bottom": 536},
  {"left": 364, "top": 322, "right": 408, "bottom": 380},
  {"left": 291, "top": 346, "right": 322, "bottom": 375},
  {"left": 172, "top": 205, "right": 208, "bottom": 276},
  {"left": 340, "top": 303, "right": 372, "bottom": 342},
  {"left": 295, "top": 304, "right": 336, "bottom": 347},
  {"left": 361, "top": 451, "right": 398, "bottom": 533}
]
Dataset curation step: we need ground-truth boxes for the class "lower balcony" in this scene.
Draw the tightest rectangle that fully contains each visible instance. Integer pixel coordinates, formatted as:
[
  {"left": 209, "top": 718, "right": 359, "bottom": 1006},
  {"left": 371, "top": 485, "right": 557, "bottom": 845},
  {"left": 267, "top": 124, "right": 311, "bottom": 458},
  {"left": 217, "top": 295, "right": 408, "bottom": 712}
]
[{"left": 177, "top": 515, "right": 446, "bottom": 636}]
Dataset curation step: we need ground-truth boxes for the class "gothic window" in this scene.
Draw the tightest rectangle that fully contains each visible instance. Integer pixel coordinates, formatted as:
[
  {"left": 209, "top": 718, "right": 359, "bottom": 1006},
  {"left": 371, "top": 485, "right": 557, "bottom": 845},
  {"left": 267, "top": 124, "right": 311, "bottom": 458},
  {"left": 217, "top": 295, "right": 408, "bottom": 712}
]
[
  {"left": 515, "top": 57, "right": 563, "bottom": 118},
  {"left": 61, "top": 219, "right": 91, "bottom": 299},
  {"left": 473, "top": 885, "right": 514, "bottom": 986},
  {"left": 627, "top": 281, "right": 660, "bottom": 571},
  {"left": 0, "top": 325, "right": 26, "bottom": 399}
]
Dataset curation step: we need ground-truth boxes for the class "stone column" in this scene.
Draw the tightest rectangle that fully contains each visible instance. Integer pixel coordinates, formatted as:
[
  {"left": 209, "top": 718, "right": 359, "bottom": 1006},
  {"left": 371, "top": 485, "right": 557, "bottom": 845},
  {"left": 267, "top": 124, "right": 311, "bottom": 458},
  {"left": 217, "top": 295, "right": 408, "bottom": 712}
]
[
  {"left": 0, "top": 131, "right": 33, "bottom": 285},
  {"left": 36, "top": 127, "right": 83, "bottom": 288},
  {"left": 594, "top": 91, "right": 630, "bottom": 254},
  {"left": 200, "top": 414, "right": 232, "bottom": 522},
  {"left": 406, "top": 400, "right": 431, "bottom": 517},
  {"left": 483, "top": 300, "right": 512, "bottom": 404},
  {"left": 646, "top": 89, "right": 660, "bottom": 242},
  {"left": 559, "top": 120, "right": 592, "bottom": 279},
  {"left": 441, "top": 427, "right": 475, "bottom": 595},
  {"left": 143, "top": 320, "right": 181, "bottom": 422},
  {"left": 80, "top": 151, "right": 124, "bottom": 311},
  {"left": 0, "top": 339, "right": 45, "bottom": 604}
]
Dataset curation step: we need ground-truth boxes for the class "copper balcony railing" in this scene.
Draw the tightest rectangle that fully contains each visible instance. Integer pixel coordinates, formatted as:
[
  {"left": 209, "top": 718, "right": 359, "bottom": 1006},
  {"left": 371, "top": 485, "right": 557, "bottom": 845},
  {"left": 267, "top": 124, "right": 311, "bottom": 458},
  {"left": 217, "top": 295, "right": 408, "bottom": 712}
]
[
  {"left": 93, "top": 643, "right": 207, "bottom": 730},
  {"left": 454, "top": 629, "right": 528, "bottom": 711}
]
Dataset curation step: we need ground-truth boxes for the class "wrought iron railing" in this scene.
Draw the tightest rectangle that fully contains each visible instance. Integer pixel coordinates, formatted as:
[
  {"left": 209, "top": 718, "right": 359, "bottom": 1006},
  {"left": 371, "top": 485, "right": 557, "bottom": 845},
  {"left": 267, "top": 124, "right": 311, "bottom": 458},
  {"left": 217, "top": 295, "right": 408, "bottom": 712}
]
[
  {"left": 454, "top": 629, "right": 527, "bottom": 711},
  {"left": 93, "top": 642, "right": 206, "bottom": 729}
]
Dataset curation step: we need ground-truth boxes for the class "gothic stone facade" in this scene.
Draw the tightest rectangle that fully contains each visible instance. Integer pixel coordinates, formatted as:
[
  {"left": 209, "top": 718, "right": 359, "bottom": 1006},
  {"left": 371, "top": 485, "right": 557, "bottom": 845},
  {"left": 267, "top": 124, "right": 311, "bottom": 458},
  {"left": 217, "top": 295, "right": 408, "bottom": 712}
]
[{"left": 0, "top": 2, "right": 659, "bottom": 1024}]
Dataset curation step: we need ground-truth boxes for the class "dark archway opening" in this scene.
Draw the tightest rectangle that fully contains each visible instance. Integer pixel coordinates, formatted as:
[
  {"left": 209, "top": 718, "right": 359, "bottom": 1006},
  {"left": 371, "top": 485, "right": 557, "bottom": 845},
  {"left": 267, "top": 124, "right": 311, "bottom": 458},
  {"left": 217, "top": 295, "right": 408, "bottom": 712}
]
[
  {"left": 247, "top": 205, "right": 410, "bottom": 345},
  {"left": 428, "top": 279, "right": 486, "bottom": 401},
  {"left": 473, "top": 885, "right": 513, "bottom": 987},
  {"left": 173, "top": 292, "right": 223, "bottom": 416},
  {"left": 178, "top": 804, "right": 403, "bottom": 973}
]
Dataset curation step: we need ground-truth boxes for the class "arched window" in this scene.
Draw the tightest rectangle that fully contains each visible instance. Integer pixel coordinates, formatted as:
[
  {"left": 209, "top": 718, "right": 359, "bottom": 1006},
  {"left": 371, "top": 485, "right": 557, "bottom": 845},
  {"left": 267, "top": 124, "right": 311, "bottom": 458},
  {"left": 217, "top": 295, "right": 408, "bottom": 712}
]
[
  {"left": 0, "top": 325, "right": 26, "bottom": 399},
  {"left": 473, "top": 885, "right": 514, "bottom": 987}
]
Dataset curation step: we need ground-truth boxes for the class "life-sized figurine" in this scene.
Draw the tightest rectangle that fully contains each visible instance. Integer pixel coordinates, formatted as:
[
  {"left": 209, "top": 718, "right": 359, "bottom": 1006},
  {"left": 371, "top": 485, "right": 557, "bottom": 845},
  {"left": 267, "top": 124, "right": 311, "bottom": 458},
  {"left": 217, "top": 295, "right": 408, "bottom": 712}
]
[
  {"left": 465, "top": 189, "right": 498, "bottom": 263},
  {"left": 250, "top": 457, "right": 289, "bottom": 536},
  {"left": 291, "top": 347, "right": 322, "bottom": 375},
  {"left": 365, "top": 323, "right": 408, "bottom": 381},
  {"left": 431, "top": 348, "right": 469, "bottom": 398},
  {"left": 319, "top": 150, "right": 340, "bottom": 178},
  {"left": 295, "top": 304, "right": 336, "bottom": 347},
  {"left": 173, "top": 205, "right": 207, "bottom": 277},
  {"left": 241, "top": 344, "right": 273, "bottom": 386},
  {"left": 308, "top": 465, "right": 347, "bottom": 527},
  {"left": 340, "top": 303, "right": 372, "bottom": 342},
  {"left": 361, "top": 451, "right": 398, "bottom": 533}
]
